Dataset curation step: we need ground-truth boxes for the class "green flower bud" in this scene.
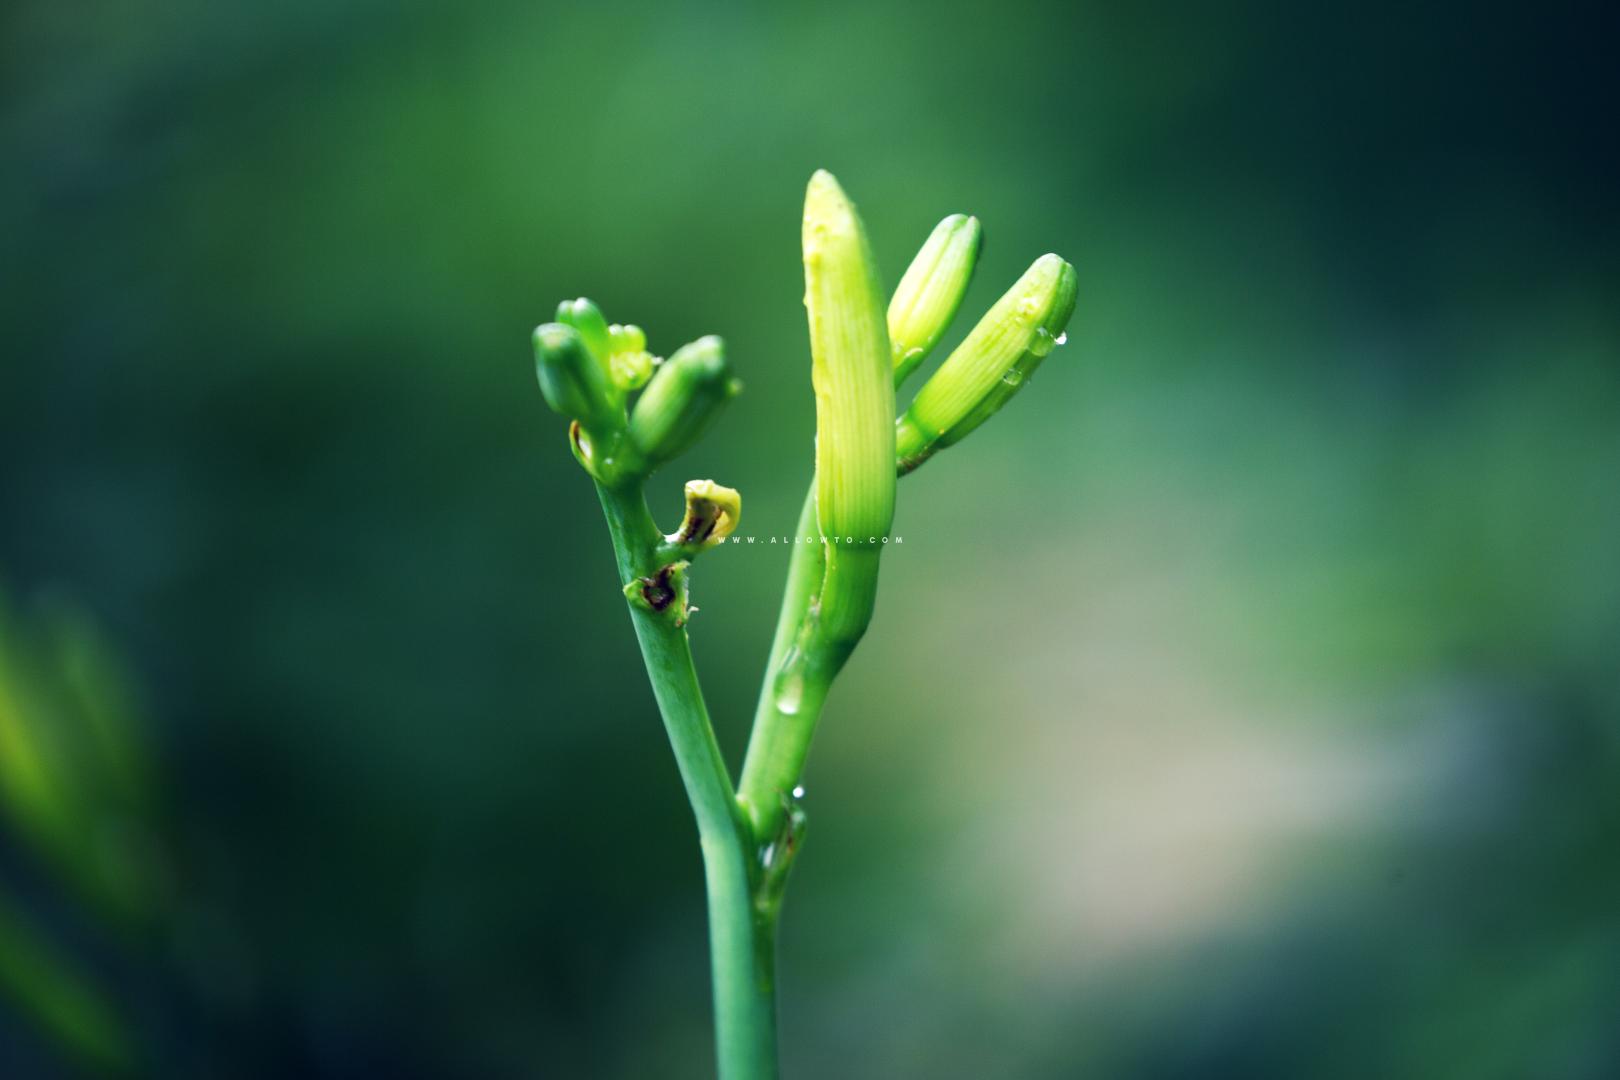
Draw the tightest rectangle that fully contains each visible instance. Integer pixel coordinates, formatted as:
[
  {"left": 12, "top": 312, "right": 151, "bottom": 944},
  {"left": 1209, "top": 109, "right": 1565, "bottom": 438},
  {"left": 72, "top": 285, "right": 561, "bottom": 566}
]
[
  {"left": 802, "top": 170, "right": 897, "bottom": 654},
  {"left": 609, "top": 349, "right": 655, "bottom": 392},
  {"left": 606, "top": 324, "right": 654, "bottom": 390},
  {"left": 802, "top": 170, "right": 896, "bottom": 545},
  {"left": 627, "top": 336, "right": 739, "bottom": 466},
  {"left": 888, "top": 213, "right": 981, "bottom": 385},
  {"left": 608, "top": 323, "right": 646, "bottom": 355},
  {"left": 533, "top": 322, "right": 619, "bottom": 434},
  {"left": 895, "top": 253, "right": 1077, "bottom": 474},
  {"left": 555, "top": 297, "right": 613, "bottom": 368}
]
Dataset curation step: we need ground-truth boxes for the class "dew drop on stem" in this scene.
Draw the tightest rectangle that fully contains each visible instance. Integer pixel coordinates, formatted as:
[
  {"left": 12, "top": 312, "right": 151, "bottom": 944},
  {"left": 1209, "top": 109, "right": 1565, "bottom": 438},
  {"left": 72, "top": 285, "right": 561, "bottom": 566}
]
[{"left": 773, "top": 655, "right": 806, "bottom": 716}]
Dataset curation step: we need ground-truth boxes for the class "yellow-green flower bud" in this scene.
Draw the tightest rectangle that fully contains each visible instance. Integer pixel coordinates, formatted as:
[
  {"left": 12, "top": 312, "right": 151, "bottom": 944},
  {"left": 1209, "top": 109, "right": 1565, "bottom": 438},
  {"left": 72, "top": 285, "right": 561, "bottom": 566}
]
[
  {"left": 533, "top": 322, "right": 619, "bottom": 434},
  {"left": 605, "top": 324, "right": 653, "bottom": 390},
  {"left": 609, "top": 349, "right": 654, "bottom": 391},
  {"left": 895, "top": 253, "right": 1077, "bottom": 474},
  {"left": 627, "top": 336, "right": 739, "bottom": 466},
  {"left": 888, "top": 214, "right": 981, "bottom": 385},
  {"left": 802, "top": 170, "right": 896, "bottom": 545},
  {"left": 608, "top": 323, "right": 646, "bottom": 355}
]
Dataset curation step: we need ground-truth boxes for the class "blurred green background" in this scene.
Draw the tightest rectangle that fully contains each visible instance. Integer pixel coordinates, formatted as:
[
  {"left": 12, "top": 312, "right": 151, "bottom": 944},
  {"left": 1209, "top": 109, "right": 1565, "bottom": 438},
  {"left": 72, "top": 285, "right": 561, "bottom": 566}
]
[{"left": 3, "top": 1, "right": 1617, "bottom": 1076}]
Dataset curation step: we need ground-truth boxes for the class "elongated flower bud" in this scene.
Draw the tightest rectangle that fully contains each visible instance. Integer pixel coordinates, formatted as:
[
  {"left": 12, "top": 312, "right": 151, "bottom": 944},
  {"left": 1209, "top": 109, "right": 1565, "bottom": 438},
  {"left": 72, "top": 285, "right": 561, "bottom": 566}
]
[
  {"left": 803, "top": 170, "right": 896, "bottom": 545},
  {"left": 534, "top": 322, "right": 618, "bottom": 434},
  {"left": 627, "top": 336, "right": 738, "bottom": 466},
  {"left": 888, "top": 214, "right": 981, "bottom": 385},
  {"left": 895, "top": 253, "right": 1077, "bottom": 474},
  {"left": 554, "top": 297, "right": 613, "bottom": 370}
]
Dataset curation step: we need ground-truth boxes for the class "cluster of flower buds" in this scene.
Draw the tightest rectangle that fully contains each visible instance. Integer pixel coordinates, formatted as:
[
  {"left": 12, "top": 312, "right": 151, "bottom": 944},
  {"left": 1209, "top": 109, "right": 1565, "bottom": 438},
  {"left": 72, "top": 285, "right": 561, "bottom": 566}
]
[
  {"left": 741, "top": 172, "right": 1081, "bottom": 849},
  {"left": 797, "top": 170, "right": 1079, "bottom": 649},
  {"left": 809, "top": 172, "right": 1079, "bottom": 494},
  {"left": 533, "top": 298, "right": 740, "bottom": 485},
  {"left": 893, "top": 252, "right": 1077, "bottom": 474}
]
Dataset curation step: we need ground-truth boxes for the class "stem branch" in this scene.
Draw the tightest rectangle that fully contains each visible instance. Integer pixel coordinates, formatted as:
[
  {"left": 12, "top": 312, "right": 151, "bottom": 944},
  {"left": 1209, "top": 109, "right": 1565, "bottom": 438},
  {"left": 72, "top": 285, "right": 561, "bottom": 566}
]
[{"left": 593, "top": 480, "right": 778, "bottom": 1080}]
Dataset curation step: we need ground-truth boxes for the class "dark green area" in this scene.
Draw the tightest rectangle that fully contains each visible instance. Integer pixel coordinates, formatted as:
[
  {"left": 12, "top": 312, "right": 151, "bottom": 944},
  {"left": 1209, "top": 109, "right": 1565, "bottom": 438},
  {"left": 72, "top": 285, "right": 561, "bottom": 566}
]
[{"left": 2, "top": 1, "right": 1616, "bottom": 1076}]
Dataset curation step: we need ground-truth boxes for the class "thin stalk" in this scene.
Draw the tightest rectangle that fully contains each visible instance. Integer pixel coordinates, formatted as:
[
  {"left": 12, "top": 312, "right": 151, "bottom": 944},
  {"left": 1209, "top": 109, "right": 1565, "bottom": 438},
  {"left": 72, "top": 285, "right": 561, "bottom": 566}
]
[
  {"left": 735, "top": 485, "right": 871, "bottom": 848},
  {"left": 737, "top": 488, "right": 828, "bottom": 843},
  {"left": 593, "top": 480, "right": 779, "bottom": 1080}
]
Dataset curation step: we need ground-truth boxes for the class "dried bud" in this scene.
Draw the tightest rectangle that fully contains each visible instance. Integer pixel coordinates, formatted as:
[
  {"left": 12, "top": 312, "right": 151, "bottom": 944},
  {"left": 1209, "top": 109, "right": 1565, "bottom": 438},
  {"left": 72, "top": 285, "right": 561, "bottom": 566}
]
[{"left": 667, "top": 479, "right": 742, "bottom": 550}]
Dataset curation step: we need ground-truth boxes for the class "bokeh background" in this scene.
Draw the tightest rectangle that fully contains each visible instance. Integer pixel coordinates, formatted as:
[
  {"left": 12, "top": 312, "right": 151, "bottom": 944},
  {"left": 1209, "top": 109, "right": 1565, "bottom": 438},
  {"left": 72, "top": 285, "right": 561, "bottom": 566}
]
[{"left": 3, "top": 1, "right": 1618, "bottom": 1076}]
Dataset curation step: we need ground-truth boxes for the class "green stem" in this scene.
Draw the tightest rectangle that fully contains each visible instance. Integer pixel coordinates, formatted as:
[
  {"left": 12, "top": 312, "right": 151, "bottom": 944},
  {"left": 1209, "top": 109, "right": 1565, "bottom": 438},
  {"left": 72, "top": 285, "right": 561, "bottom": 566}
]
[
  {"left": 739, "top": 354, "right": 925, "bottom": 844},
  {"left": 593, "top": 480, "right": 779, "bottom": 1080},
  {"left": 737, "top": 487, "right": 827, "bottom": 844}
]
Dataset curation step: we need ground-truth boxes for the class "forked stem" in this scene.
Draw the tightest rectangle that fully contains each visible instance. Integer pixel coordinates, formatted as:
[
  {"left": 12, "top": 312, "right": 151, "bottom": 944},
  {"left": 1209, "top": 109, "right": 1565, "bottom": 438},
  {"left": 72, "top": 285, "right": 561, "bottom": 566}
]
[
  {"left": 593, "top": 480, "right": 779, "bottom": 1080},
  {"left": 541, "top": 180, "right": 1076, "bottom": 1079}
]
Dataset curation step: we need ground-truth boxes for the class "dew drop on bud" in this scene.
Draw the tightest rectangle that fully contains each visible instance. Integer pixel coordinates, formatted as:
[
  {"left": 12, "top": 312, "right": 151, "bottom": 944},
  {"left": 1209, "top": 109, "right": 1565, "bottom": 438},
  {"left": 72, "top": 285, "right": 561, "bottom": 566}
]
[{"left": 1028, "top": 326, "right": 1057, "bottom": 358}]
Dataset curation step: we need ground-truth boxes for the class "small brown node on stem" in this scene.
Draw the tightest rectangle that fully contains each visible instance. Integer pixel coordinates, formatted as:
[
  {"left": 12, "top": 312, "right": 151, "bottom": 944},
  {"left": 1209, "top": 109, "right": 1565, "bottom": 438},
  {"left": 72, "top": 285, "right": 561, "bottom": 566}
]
[
  {"left": 624, "top": 560, "right": 692, "bottom": 626},
  {"left": 638, "top": 565, "right": 678, "bottom": 611}
]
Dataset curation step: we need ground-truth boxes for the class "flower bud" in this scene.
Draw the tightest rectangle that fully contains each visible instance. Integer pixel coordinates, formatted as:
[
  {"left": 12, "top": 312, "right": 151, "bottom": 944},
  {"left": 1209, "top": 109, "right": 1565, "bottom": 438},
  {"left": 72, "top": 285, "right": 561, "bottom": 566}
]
[
  {"left": 608, "top": 323, "right": 646, "bottom": 355},
  {"left": 609, "top": 349, "right": 654, "bottom": 391},
  {"left": 802, "top": 170, "right": 896, "bottom": 654},
  {"left": 627, "top": 336, "right": 739, "bottom": 466},
  {"left": 554, "top": 297, "right": 613, "bottom": 369},
  {"left": 533, "top": 322, "right": 619, "bottom": 434},
  {"left": 605, "top": 324, "right": 654, "bottom": 390},
  {"left": 895, "top": 253, "right": 1077, "bottom": 474},
  {"left": 888, "top": 214, "right": 981, "bottom": 385},
  {"left": 802, "top": 170, "right": 896, "bottom": 545}
]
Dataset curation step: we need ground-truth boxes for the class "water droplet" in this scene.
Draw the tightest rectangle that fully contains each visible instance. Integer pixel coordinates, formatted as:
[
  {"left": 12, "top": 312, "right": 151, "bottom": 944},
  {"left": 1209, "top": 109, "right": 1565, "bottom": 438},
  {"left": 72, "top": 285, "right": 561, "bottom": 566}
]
[
  {"left": 791, "top": 785, "right": 805, "bottom": 799},
  {"left": 1028, "top": 326, "right": 1056, "bottom": 358},
  {"left": 1000, "top": 369, "right": 1024, "bottom": 388},
  {"left": 1054, "top": 332, "right": 1068, "bottom": 345},
  {"left": 773, "top": 665, "right": 805, "bottom": 716}
]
